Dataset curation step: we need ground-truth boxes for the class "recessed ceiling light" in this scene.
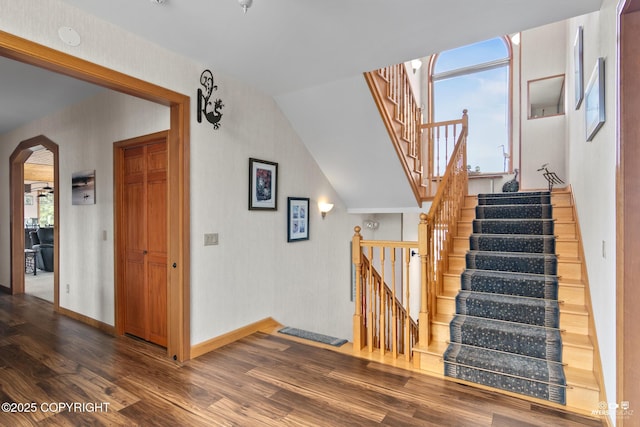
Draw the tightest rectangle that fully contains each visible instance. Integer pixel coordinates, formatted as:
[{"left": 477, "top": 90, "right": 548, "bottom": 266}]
[
  {"left": 150, "top": 0, "right": 166, "bottom": 4},
  {"left": 58, "top": 26, "right": 81, "bottom": 47}
]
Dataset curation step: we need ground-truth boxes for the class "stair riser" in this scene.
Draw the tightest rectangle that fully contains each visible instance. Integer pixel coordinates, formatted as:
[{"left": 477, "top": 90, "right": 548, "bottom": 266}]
[
  {"left": 561, "top": 312, "right": 589, "bottom": 335},
  {"left": 551, "top": 193, "right": 572, "bottom": 206},
  {"left": 566, "top": 386, "right": 600, "bottom": 414},
  {"left": 416, "top": 351, "right": 443, "bottom": 375},
  {"left": 449, "top": 256, "right": 465, "bottom": 273},
  {"left": 461, "top": 208, "right": 475, "bottom": 221},
  {"left": 453, "top": 238, "right": 469, "bottom": 254},
  {"left": 553, "top": 206, "right": 574, "bottom": 221},
  {"left": 444, "top": 274, "right": 461, "bottom": 293},
  {"left": 555, "top": 222, "right": 577, "bottom": 239},
  {"left": 556, "top": 240, "right": 579, "bottom": 258},
  {"left": 559, "top": 285, "right": 585, "bottom": 305},
  {"left": 432, "top": 321, "right": 451, "bottom": 343},
  {"left": 476, "top": 204, "right": 553, "bottom": 220},
  {"left": 458, "top": 222, "right": 472, "bottom": 236},
  {"left": 563, "top": 345, "right": 593, "bottom": 371},
  {"left": 437, "top": 297, "right": 455, "bottom": 315},
  {"left": 558, "top": 262, "right": 582, "bottom": 280}
]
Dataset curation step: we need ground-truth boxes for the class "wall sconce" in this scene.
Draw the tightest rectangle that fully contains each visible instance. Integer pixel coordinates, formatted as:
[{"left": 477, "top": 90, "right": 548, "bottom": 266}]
[
  {"left": 318, "top": 202, "right": 334, "bottom": 219},
  {"left": 363, "top": 219, "right": 379, "bottom": 230}
]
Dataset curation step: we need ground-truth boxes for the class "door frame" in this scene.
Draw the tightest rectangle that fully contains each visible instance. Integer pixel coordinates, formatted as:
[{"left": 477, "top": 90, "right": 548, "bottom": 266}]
[
  {"left": 618, "top": 1, "right": 640, "bottom": 424},
  {"left": 0, "top": 30, "right": 191, "bottom": 362},
  {"left": 8, "top": 136, "right": 59, "bottom": 310},
  {"left": 114, "top": 131, "right": 169, "bottom": 344}
]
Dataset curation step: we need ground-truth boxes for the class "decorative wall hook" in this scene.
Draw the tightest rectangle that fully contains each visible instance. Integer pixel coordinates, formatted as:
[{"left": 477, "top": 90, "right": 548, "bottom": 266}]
[{"left": 197, "top": 69, "right": 224, "bottom": 130}]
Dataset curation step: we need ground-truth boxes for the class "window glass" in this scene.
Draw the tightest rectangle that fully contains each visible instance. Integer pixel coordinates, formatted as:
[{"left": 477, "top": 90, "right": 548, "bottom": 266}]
[{"left": 432, "top": 37, "right": 510, "bottom": 174}]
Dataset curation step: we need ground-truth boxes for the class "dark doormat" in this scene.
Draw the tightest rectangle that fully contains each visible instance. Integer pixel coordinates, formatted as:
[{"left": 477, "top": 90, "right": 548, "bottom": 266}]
[{"left": 278, "top": 327, "right": 348, "bottom": 347}]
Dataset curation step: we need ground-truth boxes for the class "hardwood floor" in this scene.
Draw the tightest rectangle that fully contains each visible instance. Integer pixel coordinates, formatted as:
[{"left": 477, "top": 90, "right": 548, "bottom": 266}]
[{"left": 0, "top": 295, "right": 604, "bottom": 426}]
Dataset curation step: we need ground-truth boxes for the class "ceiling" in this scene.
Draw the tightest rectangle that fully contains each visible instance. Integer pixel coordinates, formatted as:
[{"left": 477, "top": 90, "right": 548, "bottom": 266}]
[{"left": 0, "top": 0, "right": 602, "bottom": 209}]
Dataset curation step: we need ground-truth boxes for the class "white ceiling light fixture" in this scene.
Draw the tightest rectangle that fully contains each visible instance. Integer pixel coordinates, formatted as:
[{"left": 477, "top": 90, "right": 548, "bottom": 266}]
[{"left": 238, "top": 0, "right": 253, "bottom": 14}]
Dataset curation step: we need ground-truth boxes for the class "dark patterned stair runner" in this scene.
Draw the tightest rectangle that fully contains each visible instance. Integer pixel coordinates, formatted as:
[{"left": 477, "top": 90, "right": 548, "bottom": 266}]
[{"left": 444, "top": 191, "right": 567, "bottom": 404}]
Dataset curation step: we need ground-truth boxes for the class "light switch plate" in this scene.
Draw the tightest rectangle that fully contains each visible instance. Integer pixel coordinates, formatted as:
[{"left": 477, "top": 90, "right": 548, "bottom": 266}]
[{"left": 204, "top": 233, "right": 219, "bottom": 246}]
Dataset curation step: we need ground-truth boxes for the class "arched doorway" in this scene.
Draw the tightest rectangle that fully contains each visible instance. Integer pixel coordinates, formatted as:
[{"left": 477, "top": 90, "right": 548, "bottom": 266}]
[{"left": 9, "top": 135, "right": 59, "bottom": 309}]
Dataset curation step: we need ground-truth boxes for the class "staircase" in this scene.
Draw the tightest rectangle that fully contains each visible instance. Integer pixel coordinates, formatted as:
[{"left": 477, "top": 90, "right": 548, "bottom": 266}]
[{"left": 413, "top": 189, "right": 601, "bottom": 415}]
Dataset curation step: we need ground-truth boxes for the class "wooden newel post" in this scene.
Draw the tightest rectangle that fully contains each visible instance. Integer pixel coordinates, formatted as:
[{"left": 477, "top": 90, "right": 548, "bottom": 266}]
[
  {"left": 352, "top": 226, "right": 364, "bottom": 350},
  {"left": 418, "top": 213, "right": 430, "bottom": 346}
]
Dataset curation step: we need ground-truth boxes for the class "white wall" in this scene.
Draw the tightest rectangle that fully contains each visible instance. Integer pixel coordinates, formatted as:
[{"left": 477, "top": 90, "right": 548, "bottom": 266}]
[
  {"left": 520, "top": 21, "right": 569, "bottom": 190},
  {"left": 0, "top": 0, "right": 354, "bottom": 345},
  {"left": 565, "top": 2, "right": 618, "bottom": 417},
  {"left": 0, "top": 91, "right": 170, "bottom": 323}
]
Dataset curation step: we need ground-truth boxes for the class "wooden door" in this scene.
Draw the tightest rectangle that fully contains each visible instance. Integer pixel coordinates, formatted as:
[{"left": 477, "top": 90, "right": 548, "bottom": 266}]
[{"left": 121, "top": 138, "right": 167, "bottom": 347}]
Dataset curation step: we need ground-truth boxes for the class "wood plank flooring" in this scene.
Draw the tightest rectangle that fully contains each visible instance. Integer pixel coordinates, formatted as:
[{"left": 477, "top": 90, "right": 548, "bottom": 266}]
[{"left": 0, "top": 294, "right": 605, "bottom": 426}]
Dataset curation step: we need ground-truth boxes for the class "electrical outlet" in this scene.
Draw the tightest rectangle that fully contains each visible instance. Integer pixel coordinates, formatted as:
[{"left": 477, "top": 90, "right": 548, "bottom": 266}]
[
  {"left": 204, "top": 233, "right": 219, "bottom": 246},
  {"left": 602, "top": 240, "right": 606, "bottom": 259},
  {"left": 66, "top": 283, "right": 70, "bottom": 293}
]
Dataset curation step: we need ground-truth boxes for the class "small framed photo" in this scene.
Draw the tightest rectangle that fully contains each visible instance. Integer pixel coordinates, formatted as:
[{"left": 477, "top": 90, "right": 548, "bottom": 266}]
[
  {"left": 287, "top": 197, "right": 309, "bottom": 242},
  {"left": 72, "top": 170, "right": 96, "bottom": 205},
  {"left": 573, "top": 26, "right": 584, "bottom": 110},
  {"left": 585, "top": 57, "right": 605, "bottom": 142},
  {"left": 24, "top": 194, "right": 33, "bottom": 206},
  {"left": 249, "top": 158, "right": 278, "bottom": 210}
]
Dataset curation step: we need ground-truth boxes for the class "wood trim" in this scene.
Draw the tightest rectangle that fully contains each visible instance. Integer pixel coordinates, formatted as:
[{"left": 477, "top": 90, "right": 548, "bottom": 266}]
[
  {"left": 190, "top": 317, "right": 282, "bottom": 359},
  {"left": 57, "top": 306, "right": 116, "bottom": 336},
  {"left": 618, "top": 4, "right": 640, "bottom": 426},
  {"left": 567, "top": 185, "right": 608, "bottom": 410},
  {"left": 0, "top": 29, "right": 191, "bottom": 362},
  {"left": 9, "top": 136, "right": 59, "bottom": 312}
]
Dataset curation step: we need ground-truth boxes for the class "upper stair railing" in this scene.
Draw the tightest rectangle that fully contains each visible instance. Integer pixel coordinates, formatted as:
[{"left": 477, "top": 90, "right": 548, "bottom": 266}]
[
  {"left": 418, "top": 124, "right": 468, "bottom": 347},
  {"left": 364, "top": 65, "right": 424, "bottom": 202},
  {"left": 365, "top": 65, "right": 468, "bottom": 202}
]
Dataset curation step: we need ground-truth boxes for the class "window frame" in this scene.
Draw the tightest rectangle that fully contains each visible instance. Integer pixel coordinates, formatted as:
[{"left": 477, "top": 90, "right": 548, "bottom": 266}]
[{"left": 426, "top": 36, "right": 514, "bottom": 175}]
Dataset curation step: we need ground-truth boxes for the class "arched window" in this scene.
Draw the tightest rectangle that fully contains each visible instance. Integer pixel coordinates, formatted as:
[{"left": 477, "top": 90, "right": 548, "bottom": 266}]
[{"left": 430, "top": 37, "right": 512, "bottom": 174}]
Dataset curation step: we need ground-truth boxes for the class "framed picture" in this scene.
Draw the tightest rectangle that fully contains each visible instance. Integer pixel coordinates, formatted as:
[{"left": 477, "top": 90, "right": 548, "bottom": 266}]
[
  {"left": 24, "top": 194, "right": 33, "bottom": 206},
  {"left": 72, "top": 170, "right": 96, "bottom": 205},
  {"left": 585, "top": 57, "right": 605, "bottom": 142},
  {"left": 287, "top": 197, "right": 309, "bottom": 242},
  {"left": 249, "top": 158, "right": 278, "bottom": 210},
  {"left": 573, "top": 26, "right": 584, "bottom": 110}
]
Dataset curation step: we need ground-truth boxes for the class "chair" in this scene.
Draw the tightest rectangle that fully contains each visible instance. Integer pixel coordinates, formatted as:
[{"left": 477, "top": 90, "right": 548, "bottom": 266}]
[{"left": 31, "top": 227, "right": 54, "bottom": 272}]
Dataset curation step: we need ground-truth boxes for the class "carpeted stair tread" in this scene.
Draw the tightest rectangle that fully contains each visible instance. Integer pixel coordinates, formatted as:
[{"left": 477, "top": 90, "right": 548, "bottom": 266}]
[
  {"left": 476, "top": 204, "right": 553, "bottom": 220},
  {"left": 469, "top": 234, "right": 556, "bottom": 254},
  {"left": 461, "top": 269, "right": 559, "bottom": 300},
  {"left": 466, "top": 251, "right": 558, "bottom": 275},
  {"left": 445, "top": 191, "right": 566, "bottom": 405},
  {"left": 444, "top": 343, "right": 566, "bottom": 404},
  {"left": 478, "top": 193, "right": 551, "bottom": 206},
  {"left": 444, "top": 342, "right": 565, "bottom": 384},
  {"left": 473, "top": 218, "right": 554, "bottom": 235},
  {"left": 456, "top": 291, "right": 560, "bottom": 327},
  {"left": 449, "top": 315, "right": 562, "bottom": 361}
]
